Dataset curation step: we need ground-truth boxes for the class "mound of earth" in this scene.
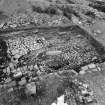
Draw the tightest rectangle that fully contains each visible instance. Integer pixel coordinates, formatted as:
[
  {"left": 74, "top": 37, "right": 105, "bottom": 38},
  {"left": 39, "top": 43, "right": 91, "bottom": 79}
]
[{"left": 1, "top": 0, "right": 105, "bottom": 105}]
